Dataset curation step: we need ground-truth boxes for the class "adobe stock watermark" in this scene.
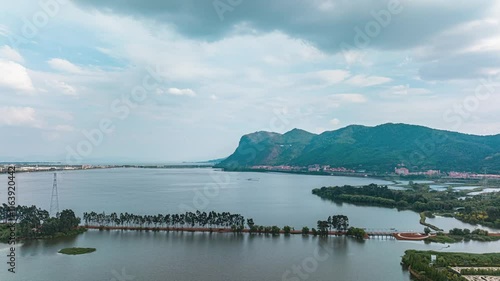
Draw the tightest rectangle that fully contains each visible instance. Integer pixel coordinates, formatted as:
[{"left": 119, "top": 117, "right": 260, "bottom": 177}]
[
  {"left": 339, "top": 0, "right": 406, "bottom": 64},
  {"left": 65, "top": 65, "right": 167, "bottom": 164},
  {"left": 403, "top": 72, "right": 499, "bottom": 169},
  {"left": 6, "top": 166, "right": 17, "bottom": 274},
  {"left": 6, "top": 0, "right": 68, "bottom": 49},
  {"left": 281, "top": 243, "right": 333, "bottom": 281},
  {"left": 178, "top": 105, "right": 292, "bottom": 213},
  {"left": 213, "top": 0, "right": 243, "bottom": 21},
  {"left": 443, "top": 73, "right": 498, "bottom": 131},
  {"left": 110, "top": 267, "right": 135, "bottom": 281}
]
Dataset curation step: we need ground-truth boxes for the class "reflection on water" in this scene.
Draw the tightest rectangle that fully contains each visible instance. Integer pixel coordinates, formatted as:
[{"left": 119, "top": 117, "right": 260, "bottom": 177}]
[
  {"left": 2, "top": 230, "right": 499, "bottom": 281},
  {"left": 1, "top": 169, "right": 499, "bottom": 281},
  {"left": 468, "top": 188, "right": 500, "bottom": 196}
]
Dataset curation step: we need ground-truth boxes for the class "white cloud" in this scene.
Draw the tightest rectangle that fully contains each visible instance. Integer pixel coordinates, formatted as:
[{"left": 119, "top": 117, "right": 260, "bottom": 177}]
[
  {"left": 330, "top": 118, "right": 341, "bottom": 125},
  {"left": 0, "top": 59, "right": 34, "bottom": 92},
  {"left": 412, "top": 18, "right": 500, "bottom": 68},
  {"left": 317, "top": 0, "right": 336, "bottom": 11},
  {"left": 386, "top": 85, "right": 432, "bottom": 96},
  {"left": 291, "top": 69, "right": 351, "bottom": 91},
  {"left": 42, "top": 110, "right": 74, "bottom": 121},
  {"left": 210, "top": 94, "right": 218, "bottom": 100},
  {"left": 0, "top": 24, "right": 9, "bottom": 36},
  {"left": 316, "top": 70, "right": 351, "bottom": 84},
  {"left": 47, "top": 80, "right": 77, "bottom": 96},
  {"left": 345, "top": 75, "right": 392, "bottom": 87},
  {"left": 47, "top": 58, "right": 83, "bottom": 74},
  {"left": 329, "top": 93, "right": 367, "bottom": 103},
  {"left": 42, "top": 132, "right": 62, "bottom": 141},
  {"left": 340, "top": 50, "right": 370, "bottom": 66},
  {"left": 0, "top": 106, "right": 41, "bottom": 127},
  {"left": 54, "top": 125, "right": 75, "bottom": 132},
  {"left": 167, "top": 88, "right": 196, "bottom": 97},
  {"left": 0, "top": 45, "right": 24, "bottom": 63},
  {"left": 464, "top": 35, "right": 500, "bottom": 53}
]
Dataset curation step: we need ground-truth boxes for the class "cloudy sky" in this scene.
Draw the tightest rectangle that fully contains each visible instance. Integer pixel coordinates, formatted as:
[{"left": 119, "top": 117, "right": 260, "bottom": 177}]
[{"left": 0, "top": 0, "right": 499, "bottom": 163}]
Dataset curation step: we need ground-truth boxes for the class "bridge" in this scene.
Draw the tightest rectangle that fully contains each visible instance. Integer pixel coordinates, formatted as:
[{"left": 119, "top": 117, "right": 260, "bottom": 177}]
[{"left": 363, "top": 228, "right": 439, "bottom": 240}]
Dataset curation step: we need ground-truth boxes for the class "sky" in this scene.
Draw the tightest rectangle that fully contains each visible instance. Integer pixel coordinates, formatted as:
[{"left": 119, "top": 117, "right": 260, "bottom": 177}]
[{"left": 0, "top": 0, "right": 499, "bottom": 163}]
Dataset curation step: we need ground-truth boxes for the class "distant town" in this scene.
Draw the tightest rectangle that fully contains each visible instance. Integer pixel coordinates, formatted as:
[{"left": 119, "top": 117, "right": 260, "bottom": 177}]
[
  {"left": 0, "top": 163, "right": 212, "bottom": 174},
  {"left": 250, "top": 164, "right": 500, "bottom": 179},
  {"left": 1, "top": 162, "right": 499, "bottom": 179},
  {"left": 393, "top": 166, "right": 500, "bottom": 179}
]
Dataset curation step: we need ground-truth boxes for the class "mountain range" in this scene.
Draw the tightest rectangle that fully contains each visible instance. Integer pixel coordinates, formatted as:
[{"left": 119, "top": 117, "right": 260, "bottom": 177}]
[{"left": 215, "top": 123, "right": 500, "bottom": 173}]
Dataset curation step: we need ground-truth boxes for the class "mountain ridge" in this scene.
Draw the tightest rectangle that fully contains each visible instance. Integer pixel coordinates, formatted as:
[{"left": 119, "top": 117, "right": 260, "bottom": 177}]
[{"left": 216, "top": 123, "right": 500, "bottom": 173}]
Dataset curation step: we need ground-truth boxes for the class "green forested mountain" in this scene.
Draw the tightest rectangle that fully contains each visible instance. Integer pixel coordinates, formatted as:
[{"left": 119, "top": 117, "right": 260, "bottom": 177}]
[{"left": 216, "top": 123, "right": 500, "bottom": 173}]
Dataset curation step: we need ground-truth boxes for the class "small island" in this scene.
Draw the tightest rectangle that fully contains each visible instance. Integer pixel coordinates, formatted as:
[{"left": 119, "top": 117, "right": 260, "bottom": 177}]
[{"left": 59, "top": 247, "right": 96, "bottom": 255}]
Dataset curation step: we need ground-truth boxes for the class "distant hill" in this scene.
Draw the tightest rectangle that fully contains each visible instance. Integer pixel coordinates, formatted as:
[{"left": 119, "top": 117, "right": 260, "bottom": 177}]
[
  {"left": 198, "top": 158, "right": 227, "bottom": 164},
  {"left": 215, "top": 123, "right": 500, "bottom": 173}
]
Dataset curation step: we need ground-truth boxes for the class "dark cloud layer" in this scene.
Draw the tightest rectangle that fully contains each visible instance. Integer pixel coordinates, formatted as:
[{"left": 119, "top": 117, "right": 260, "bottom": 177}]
[{"left": 74, "top": 0, "right": 492, "bottom": 52}]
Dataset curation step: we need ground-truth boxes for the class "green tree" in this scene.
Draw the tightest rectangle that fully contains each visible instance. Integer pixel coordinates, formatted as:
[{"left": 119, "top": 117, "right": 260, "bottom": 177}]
[
  {"left": 301, "top": 226, "right": 309, "bottom": 235},
  {"left": 346, "top": 227, "right": 366, "bottom": 239},
  {"left": 311, "top": 228, "right": 317, "bottom": 236},
  {"left": 270, "top": 226, "right": 280, "bottom": 235},
  {"left": 317, "top": 220, "right": 329, "bottom": 236},
  {"left": 424, "top": 227, "right": 431, "bottom": 235},
  {"left": 283, "top": 225, "right": 291, "bottom": 235}
]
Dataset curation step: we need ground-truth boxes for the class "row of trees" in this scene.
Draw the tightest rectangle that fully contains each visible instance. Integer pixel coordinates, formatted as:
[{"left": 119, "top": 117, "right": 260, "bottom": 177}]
[
  {"left": 83, "top": 211, "right": 357, "bottom": 238},
  {"left": 1, "top": 205, "right": 359, "bottom": 240},
  {"left": 449, "top": 228, "right": 489, "bottom": 236},
  {"left": 83, "top": 211, "right": 246, "bottom": 229}
]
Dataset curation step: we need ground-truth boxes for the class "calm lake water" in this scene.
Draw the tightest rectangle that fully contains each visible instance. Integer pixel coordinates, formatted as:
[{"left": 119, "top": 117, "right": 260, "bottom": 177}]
[{"left": 1, "top": 168, "right": 499, "bottom": 281}]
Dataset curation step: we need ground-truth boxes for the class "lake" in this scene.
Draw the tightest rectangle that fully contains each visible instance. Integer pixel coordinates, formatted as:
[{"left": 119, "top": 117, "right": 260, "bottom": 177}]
[{"left": 1, "top": 168, "right": 499, "bottom": 281}]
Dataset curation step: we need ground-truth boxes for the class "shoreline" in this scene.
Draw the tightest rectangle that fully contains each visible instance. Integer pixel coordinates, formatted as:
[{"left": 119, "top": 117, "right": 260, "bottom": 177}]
[
  {"left": 3, "top": 166, "right": 497, "bottom": 184},
  {"left": 84, "top": 225, "right": 434, "bottom": 241},
  {"left": 0, "top": 165, "right": 214, "bottom": 175}
]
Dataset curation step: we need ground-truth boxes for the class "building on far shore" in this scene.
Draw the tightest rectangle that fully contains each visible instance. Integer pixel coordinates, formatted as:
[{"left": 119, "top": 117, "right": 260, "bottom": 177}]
[{"left": 395, "top": 167, "right": 409, "bottom": 175}]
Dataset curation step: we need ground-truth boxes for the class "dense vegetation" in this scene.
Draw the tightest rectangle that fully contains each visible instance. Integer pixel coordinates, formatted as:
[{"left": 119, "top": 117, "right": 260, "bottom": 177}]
[
  {"left": 59, "top": 247, "right": 96, "bottom": 255},
  {"left": 0, "top": 205, "right": 82, "bottom": 243},
  {"left": 216, "top": 123, "right": 500, "bottom": 173},
  {"left": 312, "top": 184, "right": 500, "bottom": 229},
  {"left": 402, "top": 250, "right": 500, "bottom": 281},
  {"left": 84, "top": 211, "right": 361, "bottom": 238},
  {"left": 83, "top": 211, "right": 246, "bottom": 230},
  {"left": 425, "top": 228, "right": 500, "bottom": 243}
]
